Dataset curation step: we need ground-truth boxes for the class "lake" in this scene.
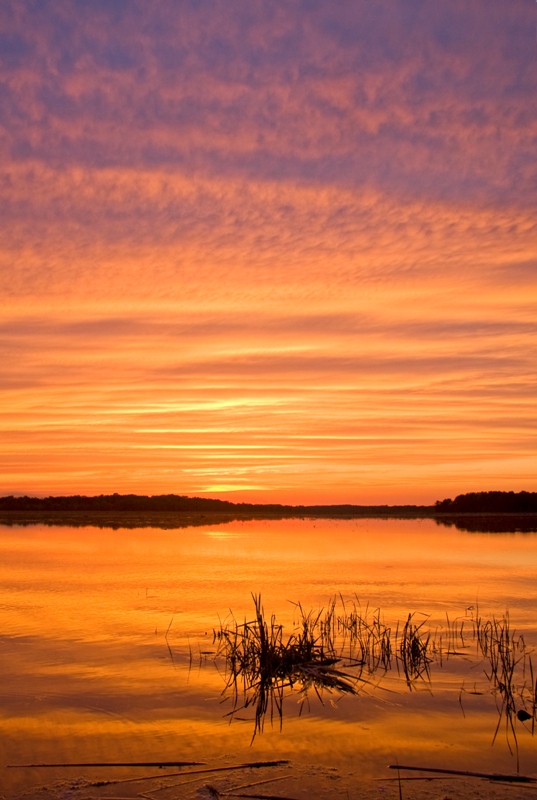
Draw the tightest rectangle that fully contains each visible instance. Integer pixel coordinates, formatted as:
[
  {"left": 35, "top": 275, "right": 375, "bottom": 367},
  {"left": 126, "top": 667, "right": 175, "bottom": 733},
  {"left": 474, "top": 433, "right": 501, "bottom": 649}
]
[{"left": 1, "top": 517, "right": 537, "bottom": 799}]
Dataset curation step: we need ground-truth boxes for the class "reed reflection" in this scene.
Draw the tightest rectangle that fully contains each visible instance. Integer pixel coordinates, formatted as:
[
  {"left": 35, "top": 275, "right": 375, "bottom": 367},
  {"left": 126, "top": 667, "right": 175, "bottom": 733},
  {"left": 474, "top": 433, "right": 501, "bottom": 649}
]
[{"left": 210, "top": 595, "right": 537, "bottom": 763}]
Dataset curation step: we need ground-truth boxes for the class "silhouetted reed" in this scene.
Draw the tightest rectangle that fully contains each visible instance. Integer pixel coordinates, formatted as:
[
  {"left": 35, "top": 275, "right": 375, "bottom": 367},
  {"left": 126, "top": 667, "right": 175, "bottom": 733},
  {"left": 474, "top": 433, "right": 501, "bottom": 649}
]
[
  {"left": 334, "top": 596, "right": 393, "bottom": 672},
  {"left": 397, "top": 613, "right": 432, "bottom": 686},
  {"left": 461, "top": 606, "right": 536, "bottom": 769},
  {"left": 214, "top": 595, "right": 359, "bottom": 738},
  {"left": 211, "top": 595, "right": 536, "bottom": 751}
]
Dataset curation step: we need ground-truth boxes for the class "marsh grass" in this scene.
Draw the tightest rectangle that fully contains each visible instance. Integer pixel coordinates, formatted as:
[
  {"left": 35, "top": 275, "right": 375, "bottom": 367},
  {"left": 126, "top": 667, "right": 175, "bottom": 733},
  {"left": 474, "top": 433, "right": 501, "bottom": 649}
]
[
  {"left": 211, "top": 594, "right": 536, "bottom": 753},
  {"left": 214, "top": 595, "right": 359, "bottom": 737},
  {"left": 465, "top": 606, "right": 536, "bottom": 769},
  {"left": 396, "top": 613, "right": 432, "bottom": 686}
]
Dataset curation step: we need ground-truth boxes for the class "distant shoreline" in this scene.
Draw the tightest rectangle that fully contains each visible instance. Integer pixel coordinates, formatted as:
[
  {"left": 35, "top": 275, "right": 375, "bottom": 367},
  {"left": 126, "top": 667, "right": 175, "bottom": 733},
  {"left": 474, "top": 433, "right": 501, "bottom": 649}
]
[{"left": 1, "top": 491, "right": 536, "bottom": 532}]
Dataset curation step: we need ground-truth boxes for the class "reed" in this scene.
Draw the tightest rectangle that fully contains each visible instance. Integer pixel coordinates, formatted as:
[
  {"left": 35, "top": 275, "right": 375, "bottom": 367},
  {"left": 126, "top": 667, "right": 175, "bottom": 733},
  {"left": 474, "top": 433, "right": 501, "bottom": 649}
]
[
  {"left": 211, "top": 595, "right": 536, "bottom": 749},
  {"left": 213, "top": 594, "right": 439, "bottom": 737},
  {"left": 334, "top": 596, "right": 393, "bottom": 672},
  {"left": 465, "top": 607, "right": 534, "bottom": 769},
  {"left": 397, "top": 613, "right": 431, "bottom": 686},
  {"left": 214, "top": 594, "right": 359, "bottom": 737}
]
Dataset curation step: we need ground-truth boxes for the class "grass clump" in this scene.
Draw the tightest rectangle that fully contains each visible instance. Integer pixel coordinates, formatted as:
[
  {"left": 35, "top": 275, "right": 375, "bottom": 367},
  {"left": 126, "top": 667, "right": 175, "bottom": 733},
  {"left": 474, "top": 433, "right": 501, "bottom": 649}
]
[
  {"left": 214, "top": 594, "right": 359, "bottom": 737},
  {"left": 469, "top": 608, "right": 536, "bottom": 769},
  {"left": 211, "top": 595, "right": 536, "bottom": 755}
]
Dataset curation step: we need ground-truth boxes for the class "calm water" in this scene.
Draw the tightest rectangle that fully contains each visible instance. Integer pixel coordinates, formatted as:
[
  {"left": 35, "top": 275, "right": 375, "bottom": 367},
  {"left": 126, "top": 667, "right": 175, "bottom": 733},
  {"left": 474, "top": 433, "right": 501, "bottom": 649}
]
[{"left": 1, "top": 517, "right": 537, "bottom": 799}]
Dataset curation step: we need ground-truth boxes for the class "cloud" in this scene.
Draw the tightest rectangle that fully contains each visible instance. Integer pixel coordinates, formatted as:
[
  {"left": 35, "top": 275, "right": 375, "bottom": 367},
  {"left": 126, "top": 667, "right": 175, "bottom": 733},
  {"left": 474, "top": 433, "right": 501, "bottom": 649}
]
[
  {"left": 0, "top": 165, "right": 535, "bottom": 314},
  {"left": 1, "top": 300, "right": 534, "bottom": 496},
  {"left": 0, "top": 0, "right": 535, "bottom": 501},
  {"left": 0, "top": 0, "right": 535, "bottom": 204}
]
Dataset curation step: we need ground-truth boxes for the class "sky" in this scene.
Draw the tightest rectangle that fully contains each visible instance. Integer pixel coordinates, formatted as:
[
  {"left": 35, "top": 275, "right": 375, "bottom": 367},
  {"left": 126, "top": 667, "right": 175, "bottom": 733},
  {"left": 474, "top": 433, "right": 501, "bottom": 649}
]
[{"left": 0, "top": 0, "right": 536, "bottom": 505}]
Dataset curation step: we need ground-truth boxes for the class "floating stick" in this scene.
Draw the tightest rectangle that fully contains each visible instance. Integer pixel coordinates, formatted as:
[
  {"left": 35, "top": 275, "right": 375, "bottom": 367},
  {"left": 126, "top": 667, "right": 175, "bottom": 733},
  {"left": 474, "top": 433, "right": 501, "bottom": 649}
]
[
  {"left": 8, "top": 761, "right": 205, "bottom": 769},
  {"left": 388, "top": 765, "right": 537, "bottom": 783},
  {"left": 87, "top": 761, "right": 291, "bottom": 788},
  {"left": 221, "top": 776, "right": 289, "bottom": 793}
]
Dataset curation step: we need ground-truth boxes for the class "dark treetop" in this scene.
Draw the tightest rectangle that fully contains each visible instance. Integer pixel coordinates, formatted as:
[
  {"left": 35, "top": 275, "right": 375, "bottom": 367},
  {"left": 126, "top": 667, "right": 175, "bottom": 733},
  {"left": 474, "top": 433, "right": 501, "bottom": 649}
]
[{"left": 0, "top": 490, "right": 535, "bottom": 515}]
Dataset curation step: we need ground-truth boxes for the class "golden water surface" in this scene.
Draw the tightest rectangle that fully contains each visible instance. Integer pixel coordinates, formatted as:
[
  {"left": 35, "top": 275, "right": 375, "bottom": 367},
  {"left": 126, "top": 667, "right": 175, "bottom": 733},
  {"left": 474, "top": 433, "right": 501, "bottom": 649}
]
[{"left": 1, "top": 517, "right": 537, "bottom": 798}]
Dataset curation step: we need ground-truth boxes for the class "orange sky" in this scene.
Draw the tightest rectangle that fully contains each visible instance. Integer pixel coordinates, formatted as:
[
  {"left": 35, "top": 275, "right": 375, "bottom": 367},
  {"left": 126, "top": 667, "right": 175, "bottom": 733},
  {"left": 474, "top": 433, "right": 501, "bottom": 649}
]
[{"left": 0, "top": 1, "right": 536, "bottom": 503}]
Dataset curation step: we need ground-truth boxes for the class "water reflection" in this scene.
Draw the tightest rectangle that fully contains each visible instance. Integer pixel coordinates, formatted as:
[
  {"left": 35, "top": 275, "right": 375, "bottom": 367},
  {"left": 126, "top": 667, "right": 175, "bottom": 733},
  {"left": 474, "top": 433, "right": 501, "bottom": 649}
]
[
  {"left": 435, "top": 516, "right": 537, "bottom": 534},
  {"left": 2, "top": 517, "right": 537, "bottom": 799},
  {"left": 3, "top": 510, "right": 537, "bottom": 533}
]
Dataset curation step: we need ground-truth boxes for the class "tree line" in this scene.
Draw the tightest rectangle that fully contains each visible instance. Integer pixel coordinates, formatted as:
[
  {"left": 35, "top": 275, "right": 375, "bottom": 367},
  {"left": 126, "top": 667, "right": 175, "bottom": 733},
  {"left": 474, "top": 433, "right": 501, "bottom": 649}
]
[{"left": 0, "top": 490, "right": 535, "bottom": 514}]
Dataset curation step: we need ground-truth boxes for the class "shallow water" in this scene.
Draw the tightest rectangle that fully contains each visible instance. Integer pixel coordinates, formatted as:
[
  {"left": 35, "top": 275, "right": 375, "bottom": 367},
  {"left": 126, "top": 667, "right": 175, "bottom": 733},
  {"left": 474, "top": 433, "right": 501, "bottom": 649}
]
[{"left": 1, "top": 517, "right": 537, "bottom": 799}]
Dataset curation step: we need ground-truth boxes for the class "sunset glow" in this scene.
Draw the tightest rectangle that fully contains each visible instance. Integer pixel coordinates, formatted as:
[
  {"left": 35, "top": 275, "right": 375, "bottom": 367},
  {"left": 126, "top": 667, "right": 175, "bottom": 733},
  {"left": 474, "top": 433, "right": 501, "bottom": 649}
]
[{"left": 1, "top": 1, "right": 536, "bottom": 503}]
